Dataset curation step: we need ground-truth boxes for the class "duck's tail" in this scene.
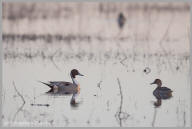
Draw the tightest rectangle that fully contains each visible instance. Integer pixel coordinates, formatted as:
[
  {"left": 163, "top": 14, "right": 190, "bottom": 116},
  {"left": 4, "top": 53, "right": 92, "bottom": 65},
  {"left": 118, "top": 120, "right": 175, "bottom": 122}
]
[{"left": 38, "top": 81, "right": 52, "bottom": 88}]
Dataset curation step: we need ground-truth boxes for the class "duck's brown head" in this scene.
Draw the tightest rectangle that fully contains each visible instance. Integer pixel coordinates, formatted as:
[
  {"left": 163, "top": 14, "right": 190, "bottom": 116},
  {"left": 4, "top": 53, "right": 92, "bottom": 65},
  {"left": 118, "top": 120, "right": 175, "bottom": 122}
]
[
  {"left": 151, "top": 79, "right": 162, "bottom": 87},
  {"left": 70, "top": 69, "right": 84, "bottom": 78}
]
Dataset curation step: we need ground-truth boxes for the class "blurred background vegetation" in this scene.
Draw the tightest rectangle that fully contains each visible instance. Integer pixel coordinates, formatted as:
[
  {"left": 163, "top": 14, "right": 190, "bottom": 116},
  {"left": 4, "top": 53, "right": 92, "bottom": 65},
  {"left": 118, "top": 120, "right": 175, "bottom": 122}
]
[
  {"left": 2, "top": 2, "right": 190, "bottom": 61},
  {"left": 2, "top": 2, "right": 190, "bottom": 20}
]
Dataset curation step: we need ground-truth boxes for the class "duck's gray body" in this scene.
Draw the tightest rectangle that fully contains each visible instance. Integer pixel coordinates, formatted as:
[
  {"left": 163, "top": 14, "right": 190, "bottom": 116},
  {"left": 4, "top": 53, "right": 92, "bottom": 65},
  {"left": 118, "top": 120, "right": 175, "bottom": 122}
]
[
  {"left": 153, "top": 87, "right": 172, "bottom": 100},
  {"left": 41, "top": 81, "right": 78, "bottom": 94}
]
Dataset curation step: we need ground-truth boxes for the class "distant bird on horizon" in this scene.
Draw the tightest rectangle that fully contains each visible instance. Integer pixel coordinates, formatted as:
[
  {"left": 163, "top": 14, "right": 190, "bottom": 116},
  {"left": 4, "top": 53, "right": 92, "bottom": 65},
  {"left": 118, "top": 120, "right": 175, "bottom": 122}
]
[
  {"left": 118, "top": 12, "right": 126, "bottom": 29},
  {"left": 150, "top": 79, "right": 173, "bottom": 107},
  {"left": 39, "top": 69, "right": 84, "bottom": 106}
]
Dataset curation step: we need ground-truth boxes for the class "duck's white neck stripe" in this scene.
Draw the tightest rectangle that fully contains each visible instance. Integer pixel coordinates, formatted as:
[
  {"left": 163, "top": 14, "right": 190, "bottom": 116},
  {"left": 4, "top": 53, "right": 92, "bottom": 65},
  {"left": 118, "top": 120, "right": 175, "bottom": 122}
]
[{"left": 72, "top": 77, "right": 79, "bottom": 86}]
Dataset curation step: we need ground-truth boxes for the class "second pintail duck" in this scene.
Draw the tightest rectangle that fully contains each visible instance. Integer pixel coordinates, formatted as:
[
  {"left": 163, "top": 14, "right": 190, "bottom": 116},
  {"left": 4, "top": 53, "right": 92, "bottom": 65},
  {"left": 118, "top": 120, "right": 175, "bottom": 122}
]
[
  {"left": 150, "top": 79, "right": 173, "bottom": 107},
  {"left": 39, "top": 69, "right": 84, "bottom": 105}
]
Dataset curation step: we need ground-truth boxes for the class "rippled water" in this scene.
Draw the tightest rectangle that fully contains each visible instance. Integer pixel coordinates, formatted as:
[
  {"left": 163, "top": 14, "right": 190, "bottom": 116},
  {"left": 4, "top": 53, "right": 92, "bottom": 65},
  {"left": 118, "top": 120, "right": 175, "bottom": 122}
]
[{"left": 2, "top": 39, "right": 190, "bottom": 127}]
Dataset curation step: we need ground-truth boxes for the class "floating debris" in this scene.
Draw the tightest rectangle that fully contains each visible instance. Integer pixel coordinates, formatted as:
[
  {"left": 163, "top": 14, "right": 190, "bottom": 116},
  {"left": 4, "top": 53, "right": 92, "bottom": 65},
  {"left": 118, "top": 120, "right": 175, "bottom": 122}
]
[
  {"left": 115, "top": 111, "right": 130, "bottom": 124},
  {"left": 97, "top": 81, "right": 102, "bottom": 90},
  {"left": 144, "top": 67, "right": 151, "bottom": 74},
  {"left": 31, "top": 104, "right": 50, "bottom": 107}
]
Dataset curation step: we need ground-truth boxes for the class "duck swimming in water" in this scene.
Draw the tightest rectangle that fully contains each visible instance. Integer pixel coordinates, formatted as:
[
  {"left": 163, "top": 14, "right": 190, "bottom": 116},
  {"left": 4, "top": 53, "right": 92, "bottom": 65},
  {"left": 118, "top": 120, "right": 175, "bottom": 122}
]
[
  {"left": 39, "top": 69, "right": 84, "bottom": 105},
  {"left": 150, "top": 79, "right": 173, "bottom": 107}
]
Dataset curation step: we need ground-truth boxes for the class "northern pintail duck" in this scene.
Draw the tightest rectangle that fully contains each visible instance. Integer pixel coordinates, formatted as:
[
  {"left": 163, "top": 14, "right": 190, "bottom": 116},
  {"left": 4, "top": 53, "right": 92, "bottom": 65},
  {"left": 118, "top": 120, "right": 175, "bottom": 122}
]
[
  {"left": 40, "top": 69, "right": 84, "bottom": 105},
  {"left": 150, "top": 79, "right": 173, "bottom": 107}
]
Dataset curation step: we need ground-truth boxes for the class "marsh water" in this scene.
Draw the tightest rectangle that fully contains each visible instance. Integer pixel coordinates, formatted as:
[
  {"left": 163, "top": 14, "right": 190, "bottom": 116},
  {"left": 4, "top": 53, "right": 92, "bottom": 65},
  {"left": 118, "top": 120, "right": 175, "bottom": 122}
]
[{"left": 2, "top": 3, "right": 191, "bottom": 127}]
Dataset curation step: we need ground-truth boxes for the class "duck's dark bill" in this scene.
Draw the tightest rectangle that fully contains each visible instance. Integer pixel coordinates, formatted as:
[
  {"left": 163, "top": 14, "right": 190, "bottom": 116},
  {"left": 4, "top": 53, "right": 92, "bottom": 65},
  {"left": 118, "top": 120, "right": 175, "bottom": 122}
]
[
  {"left": 150, "top": 82, "right": 155, "bottom": 85},
  {"left": 78, "top": 73, "right": 84, "bottom": 76}
]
